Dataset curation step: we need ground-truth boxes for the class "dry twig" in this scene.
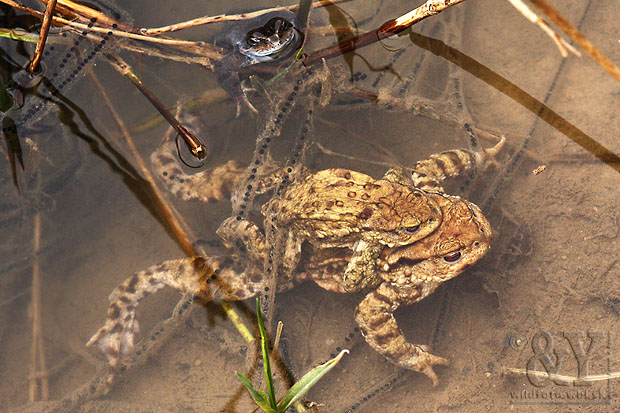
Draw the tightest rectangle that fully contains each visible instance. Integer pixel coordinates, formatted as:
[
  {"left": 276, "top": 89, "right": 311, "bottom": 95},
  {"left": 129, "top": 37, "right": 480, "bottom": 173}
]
[
  {"left": 141, "top": 0, "right": 352, "bottom": 36},
  {"left": 528, "top": 0, "right": 620, "bottom": 84},
  {"left": 506, "top": 0, "right": 579, "bottom": 57},
  {"left": 28, "top": 0, "right": 57, "bottom": 73},
  {"left": 505, "top": 367, "right": 620, "bottom": 383},
  {"left": 306, "top": 0, "right": 467, "bottom": 65},
  {"left": 52, "top": 0, "right": 130, "bottom": 30},
  {"left": 0, "top": 0, "right": 223, "bottom": 58},
  {"left": 29, "top": 212, "right": 49, "bottom": 402}
]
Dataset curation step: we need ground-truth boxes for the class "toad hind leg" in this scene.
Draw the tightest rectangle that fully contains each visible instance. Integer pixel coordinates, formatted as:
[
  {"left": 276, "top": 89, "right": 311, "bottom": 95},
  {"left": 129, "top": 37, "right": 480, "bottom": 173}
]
[
  {"left": 87, "top": 257, "right": 207, "bottom": 366},
  {"left": 412, "top": 137, "right": 506, "bottom": 192},
  {"left": 87, "top": 256, "right": 280, "bottom": 367},
  {"left": 354, "top": 282, "right": 449, "bottom": 386}
]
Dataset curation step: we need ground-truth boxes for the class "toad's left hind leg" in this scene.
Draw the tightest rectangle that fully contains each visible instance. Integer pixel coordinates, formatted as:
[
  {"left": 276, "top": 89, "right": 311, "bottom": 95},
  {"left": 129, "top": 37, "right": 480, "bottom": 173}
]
[{"left": 86, "top": 256, "right": 274, "bottom": 367}]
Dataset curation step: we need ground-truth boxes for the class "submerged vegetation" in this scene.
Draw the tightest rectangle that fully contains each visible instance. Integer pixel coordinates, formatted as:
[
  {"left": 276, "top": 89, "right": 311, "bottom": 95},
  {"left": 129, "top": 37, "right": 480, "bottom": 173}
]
[{"left": 237, "top": 298, "right": 348, "bottom": 413}]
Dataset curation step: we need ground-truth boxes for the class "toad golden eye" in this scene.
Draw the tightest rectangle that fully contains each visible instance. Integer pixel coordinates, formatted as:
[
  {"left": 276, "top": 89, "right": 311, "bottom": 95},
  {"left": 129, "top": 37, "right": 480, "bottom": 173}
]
[
  {"left": 403, "top": 225, "right": 420, "bottom": 234},
  {"left": 443, "top": 251, "right": 462, "bottom": 263}
]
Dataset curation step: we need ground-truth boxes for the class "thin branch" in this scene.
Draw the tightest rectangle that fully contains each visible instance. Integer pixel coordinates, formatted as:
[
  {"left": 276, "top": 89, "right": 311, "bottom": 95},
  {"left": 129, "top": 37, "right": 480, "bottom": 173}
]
[
  {"left": 306, "top": 0, "right": 468, "bottom": 65},
  {"left": 54, "top": 0, "right": 131, "bottom": 30},
  {"left": 528, "top": 0, "right": 620, "bottom": 84},
  {"left": 506, "top": 0, "right": 579, "bottom": 57},
  {"left": 0, "top": 0, "right": 223, "bottom": 58},
  {"left": 104, "top": 53, "right": 207, "bottom": 160},
  {"left": 28, "top": 0, "right": 57, "bottom": 73},
  {"left": 89, "top": 72, "right": 255, "bottom": 394},
  {"left": 88, "top": 71, "right": 199, "bottom": 259},
  {"left": 270, "top": 321, "right": 284, "bottom": 358},
  {"left": 505, "top": 367, "right": 620, "bottom": 383},
  {"left": 140, "top": 0, "right": 352, "bottom": 36}
]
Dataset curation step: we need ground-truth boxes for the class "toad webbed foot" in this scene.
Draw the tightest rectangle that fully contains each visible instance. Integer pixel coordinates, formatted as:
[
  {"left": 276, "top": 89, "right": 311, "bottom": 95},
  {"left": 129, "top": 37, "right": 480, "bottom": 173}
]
[
  {"left": 86, "top": 257, "right": 207, "bottom": 366},
  {"left": 354, "top": 282, "right": 449, "bottom": 386}
]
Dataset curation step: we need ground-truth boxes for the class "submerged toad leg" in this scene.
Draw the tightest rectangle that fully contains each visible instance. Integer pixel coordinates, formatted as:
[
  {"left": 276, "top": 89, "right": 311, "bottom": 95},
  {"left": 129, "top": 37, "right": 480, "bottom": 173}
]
[
  {"left": 354, "top": 282, "right": 449, "bottom": 386},
  {"left": 86, "top": 256, "right": 290, "bottom": 367},
  {"left": 151, "top": 138, "right": 246, "bottom": 203},
  {"left": 152, "top": 137, "right": 291, "bottom": 204},
  {"left": 412, "top": 137, "right": 506, "bottom": 192},
  {"left": 216, "top": 217, "right": 268, "bottom": 263},
  {"left": 214, "top": 53, "right": 258, "bottom": 117}
]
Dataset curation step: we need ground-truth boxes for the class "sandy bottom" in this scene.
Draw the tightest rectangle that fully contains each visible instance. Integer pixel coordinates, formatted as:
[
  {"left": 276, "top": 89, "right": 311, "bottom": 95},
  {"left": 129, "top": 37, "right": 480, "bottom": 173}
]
[{"left": 2, "top": 0, "right": 619, "bottom": 411}]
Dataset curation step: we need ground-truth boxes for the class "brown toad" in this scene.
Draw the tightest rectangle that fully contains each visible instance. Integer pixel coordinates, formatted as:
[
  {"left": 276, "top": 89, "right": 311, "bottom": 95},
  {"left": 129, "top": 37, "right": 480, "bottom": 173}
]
[
  {"left": 260, "top": 167, "right": 443, "bottom": 291},
  {"left": 87, "top": 132, "right": 503, "bottom": 384},
  {"left": 150, "top": 127, "right": 443, "bottom": 292}
]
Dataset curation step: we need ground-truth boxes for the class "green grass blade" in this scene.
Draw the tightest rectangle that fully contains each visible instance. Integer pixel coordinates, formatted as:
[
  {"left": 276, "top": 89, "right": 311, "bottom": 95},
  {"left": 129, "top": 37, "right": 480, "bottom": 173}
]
[
  {"left": 236, "top": 372, "right": 275, "bottom": 412},
  {"left": 277, "top": 349, "right": 349, "bottom": 411},
  {"left": 0, "top": 28, "right": 38, "bottom": 43},
  {"left": 256, "top": 298, "right": 278, "bottom": 410}
]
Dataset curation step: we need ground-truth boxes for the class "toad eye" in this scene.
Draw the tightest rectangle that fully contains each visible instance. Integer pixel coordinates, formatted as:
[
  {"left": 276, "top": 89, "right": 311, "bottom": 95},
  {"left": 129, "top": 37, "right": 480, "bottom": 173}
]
[
  {"left": 246, "top": 30, "right": 266, "bottom": 45},
  {"left": 403, "top": 225, "right": 420, "bottom": 235},
  {"left": 443, "top": 251, "right": 462, "bottom": 263}
]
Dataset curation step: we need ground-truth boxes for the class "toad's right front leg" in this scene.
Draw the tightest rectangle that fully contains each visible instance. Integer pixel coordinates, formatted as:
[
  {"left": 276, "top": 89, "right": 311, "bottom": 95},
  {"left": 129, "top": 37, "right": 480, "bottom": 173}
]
[{"left": 355, "top": 282, "right": 449, "bottom": 386}]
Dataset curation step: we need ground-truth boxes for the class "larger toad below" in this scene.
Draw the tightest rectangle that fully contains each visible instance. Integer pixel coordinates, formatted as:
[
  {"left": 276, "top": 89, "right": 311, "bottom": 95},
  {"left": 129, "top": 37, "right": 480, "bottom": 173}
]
[{"left": 87, "top": 137, "right": 503, "bottom": 385}]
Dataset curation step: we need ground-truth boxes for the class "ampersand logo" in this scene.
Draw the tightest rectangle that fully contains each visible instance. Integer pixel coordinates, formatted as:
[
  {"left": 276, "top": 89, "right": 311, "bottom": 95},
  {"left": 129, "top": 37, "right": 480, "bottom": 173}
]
[{"left": 526, "top": 331, "right": 569, "bottom": 387}]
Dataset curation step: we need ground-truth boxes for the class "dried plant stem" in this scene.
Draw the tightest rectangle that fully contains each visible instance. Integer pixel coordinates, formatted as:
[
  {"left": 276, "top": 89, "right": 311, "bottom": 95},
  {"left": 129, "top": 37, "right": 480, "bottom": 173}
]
[
  {"left": 505, "top": 367, "right": 620, "bottom": 383},
  {"left": 0, "top": 0, "right": 222, "bottom": 56},
  {"left": 35, "top": 0, "right": 79, "bottom": 22},
  {"left": 271, "top": 321, "right": 284, "bottom": 358},
  {"left": 89, "top": 66, "right": 254, "bottom": 378},
  {"left": 316, "top": 116, "right": 400, "bottom": 165},
  {"left": 28, "top": 0, "right": 56, "bottom": 73},
  {"left": 88, "top": 71, "right": 198, "bottom": 259},
  {"left": 306, "top": 0, "right": 467, "bottom": 65},
  {"left": 104, "top": 53, "right": 207, "bottom": 159},
  {"left": 54, "top": 0, "right": 130, "bottom": 30},
  {"left": 140, "top": 0, "right": 351, "bottom": 36},
  {"left": 35, "top": 0, "right": 128, "bottom": 29},
  {"left": 506, "top": 0, "right": 579, "bottom": 57},
  {"left": 29, "top": 212, "right": 49, "bottom": 402},
  {"left": 528, "top": 0, "right": 620, "bottom": 84}
]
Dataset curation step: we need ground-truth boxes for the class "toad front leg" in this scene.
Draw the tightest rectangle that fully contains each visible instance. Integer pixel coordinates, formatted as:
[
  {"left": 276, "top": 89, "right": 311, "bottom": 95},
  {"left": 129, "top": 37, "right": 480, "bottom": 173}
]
[{"left": 354, "top": 282, "right": 449, "bottom": 386}]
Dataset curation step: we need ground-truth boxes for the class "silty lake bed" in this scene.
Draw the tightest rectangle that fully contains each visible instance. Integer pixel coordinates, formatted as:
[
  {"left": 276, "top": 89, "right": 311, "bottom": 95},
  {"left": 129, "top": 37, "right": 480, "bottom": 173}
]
[{"left": 1, "top": 0, "right": 619, "bottom": 411}]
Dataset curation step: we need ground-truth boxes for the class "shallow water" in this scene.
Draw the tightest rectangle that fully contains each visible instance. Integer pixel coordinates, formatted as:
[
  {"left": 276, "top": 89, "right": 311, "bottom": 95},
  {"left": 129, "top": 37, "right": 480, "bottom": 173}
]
[{"left": 1, "top": 0, "right": 620, "bottom": 411}]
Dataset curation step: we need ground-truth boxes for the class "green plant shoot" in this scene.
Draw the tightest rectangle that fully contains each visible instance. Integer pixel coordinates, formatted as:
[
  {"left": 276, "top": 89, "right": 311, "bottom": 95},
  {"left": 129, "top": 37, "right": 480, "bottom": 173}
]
[{"left": 236, "top": 297, "right": 348, "bottom": 412}]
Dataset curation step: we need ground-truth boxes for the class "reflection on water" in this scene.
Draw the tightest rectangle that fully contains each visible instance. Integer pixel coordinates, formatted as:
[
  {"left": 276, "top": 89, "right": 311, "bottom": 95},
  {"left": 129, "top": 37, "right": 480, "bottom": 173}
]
[{"left": 2, "top": 0, "right": 620, "bottom": 411}]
